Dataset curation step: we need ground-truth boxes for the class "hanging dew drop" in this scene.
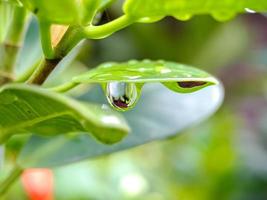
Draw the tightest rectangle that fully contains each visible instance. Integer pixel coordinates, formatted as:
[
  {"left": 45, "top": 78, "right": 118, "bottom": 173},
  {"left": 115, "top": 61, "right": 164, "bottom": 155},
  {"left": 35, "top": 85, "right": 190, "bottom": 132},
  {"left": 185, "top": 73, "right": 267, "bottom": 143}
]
[{"left": 106, "top": 82, "right": 139, "bottom": 111}]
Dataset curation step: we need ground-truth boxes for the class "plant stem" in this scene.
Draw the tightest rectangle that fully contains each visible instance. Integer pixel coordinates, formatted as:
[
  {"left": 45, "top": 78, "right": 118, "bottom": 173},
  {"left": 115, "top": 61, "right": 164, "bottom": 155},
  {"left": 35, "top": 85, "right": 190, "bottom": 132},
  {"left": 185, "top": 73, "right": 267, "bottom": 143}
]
[
  {"left": 27, "top": 15, "right": 134, "bottom": 85},
  {"left": 14, "top": 58, "right": 42, "bottom": 83},
  {"left": 27, "top": 27, "right": 84, "bottom": 85},
  {"left": 54, "top": 26, "right": 84, "bottom": 58},
  {"left": 27, "top": 58, "right": 61, "bottom": 85},
  {"left": 50, "top": 81, "right": 79, "bottom": 93},
  {"left": 0, "top": 6, "right": 28, "bottom": 73},
  {"left": 82, "top": 15, "right": 134, "bottom": 39},
  {"left": 39, "top": 21, "right": 55, "bottom": 59},
  {"left": 0, "top": 165, "right": 23, "bottom": 197}
]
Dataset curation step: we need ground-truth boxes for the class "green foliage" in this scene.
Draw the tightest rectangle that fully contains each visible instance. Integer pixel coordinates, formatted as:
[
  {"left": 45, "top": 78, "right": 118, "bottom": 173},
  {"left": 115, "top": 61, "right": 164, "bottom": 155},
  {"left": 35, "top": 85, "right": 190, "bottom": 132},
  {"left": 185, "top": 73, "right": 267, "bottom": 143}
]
[
  {"left": 0, "top": 84, "right": 129, "bottom": 144},
  {"left": 123, "top": 0, "right": 267, "bottom": 22},
  {"left": 2, "top": 0, "right": 267, "bottom": 196},
  {"left": 18, "top": 82, "right": 223, "bottom": 168},
  {"left": 73, "top": 60, "right": 217, "bottom": 86},
  {"left": 19, "top": 0, "right": 104, "bottom": 25}
]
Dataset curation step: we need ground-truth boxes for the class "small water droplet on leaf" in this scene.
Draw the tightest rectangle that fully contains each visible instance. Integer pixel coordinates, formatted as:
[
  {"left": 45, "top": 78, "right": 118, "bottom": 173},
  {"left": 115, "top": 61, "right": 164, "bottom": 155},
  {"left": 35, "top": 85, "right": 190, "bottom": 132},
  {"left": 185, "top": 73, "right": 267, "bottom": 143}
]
[
  {"left": 174, "top": 14, "right": 192, "bottom": 21},
  {"left": 178, "top": 81, "right": 207, "bottom": 88},
  {"left": 211, "top": 11, "right": 235, "bottom": 22},
  {"left": 105, "top": 82, "right": 139, "bottom": 111}
]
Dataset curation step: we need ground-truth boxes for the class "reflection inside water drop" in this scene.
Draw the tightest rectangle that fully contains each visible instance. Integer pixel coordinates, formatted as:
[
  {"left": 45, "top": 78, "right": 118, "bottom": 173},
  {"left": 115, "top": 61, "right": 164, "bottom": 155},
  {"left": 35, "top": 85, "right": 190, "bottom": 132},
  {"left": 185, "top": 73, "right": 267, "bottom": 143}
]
[{"left": 106, "top": 82, "right": 138, "bottom": 111}]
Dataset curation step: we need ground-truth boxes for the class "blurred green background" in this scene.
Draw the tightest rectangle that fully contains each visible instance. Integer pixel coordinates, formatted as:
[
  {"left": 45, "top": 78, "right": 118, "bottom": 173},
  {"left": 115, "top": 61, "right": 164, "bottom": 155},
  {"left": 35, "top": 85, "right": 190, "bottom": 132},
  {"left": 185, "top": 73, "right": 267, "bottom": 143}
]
[{"left": 5, "top": 2, "right": 267, "bottom": 200}]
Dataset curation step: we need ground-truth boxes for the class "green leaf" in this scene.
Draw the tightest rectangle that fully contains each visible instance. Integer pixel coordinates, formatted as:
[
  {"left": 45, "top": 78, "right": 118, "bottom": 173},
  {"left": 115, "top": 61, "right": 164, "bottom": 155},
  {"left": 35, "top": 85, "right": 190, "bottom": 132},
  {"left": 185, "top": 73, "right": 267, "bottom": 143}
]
[
  {"left": 73, "top": 60, "right": 218, "bottom": 93},
  {"left": 123, "top": 0, "right": 267, "bottom": 22},
  {"left": 0, "top": 0, "right": 22, "bottom": 6},
  {"left": 0, "top": 84, "right": 129, "bottom": 144},
  {"left": 0, "top": 2, "right": 14, "bottom": 42},
  {"left": 71, "top": 60, "right": 219, "bottom": 111},
  {"left": 20, "top": 0, "right": 111, "bottom": 25},
  {"left": 18, "top": 83, "right": 224, "bottom": 168}
]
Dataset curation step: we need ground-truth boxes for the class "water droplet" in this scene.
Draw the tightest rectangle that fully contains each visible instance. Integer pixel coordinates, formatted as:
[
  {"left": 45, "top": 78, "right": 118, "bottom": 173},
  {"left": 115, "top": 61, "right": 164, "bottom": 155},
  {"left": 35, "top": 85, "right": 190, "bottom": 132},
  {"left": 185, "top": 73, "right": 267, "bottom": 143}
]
[
  {"left": 161, "top": 68, "right": 171, "bottom": 74},
  {"left": 245, "top": 8, "right": 256, "bottom": 14},
  {"left": 174, "top": 14, "right": 192, "bottom": 21},
  {"left": 128, "top": 60, "right": 138, "bottom": 65},
  {"left": 138, "top": 16, "right": 164, "bottom": 23},
  {"left": 101, "top": 62, "right": 115, "bottom": 68},
  {"left": 211, "top": 12, "right": 235, "bottom": 22},
  {"left": 142, "top": 59, "right": 151, "bottom": 64},
  {"left": 157, "top": 60, "right": 165, "bottom": 64},
  {"left": 105, "top": 82, "right": 139, "bottom": 111},
  {"left": 178, "top": 81, "right": 207, "bottom": 88}
]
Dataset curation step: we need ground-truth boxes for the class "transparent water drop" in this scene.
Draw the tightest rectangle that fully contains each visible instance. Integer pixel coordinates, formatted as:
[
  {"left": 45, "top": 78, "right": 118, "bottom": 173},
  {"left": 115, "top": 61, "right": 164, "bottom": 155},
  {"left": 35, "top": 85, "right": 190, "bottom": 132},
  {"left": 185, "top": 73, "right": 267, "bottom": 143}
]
[
  {"left": 138, "top": 16, "right": 164, "bottom": 23},
  {"left": 142, "top": 59, "right": 151, "bottom": 64},
  {"left": 211, "top": 11, "right": 235, "bottom": 22},
  {"left": 174, "top": 14, "right": 192, "bottom": 21},
  {"left": 105, "top": 82, "right": 139, "bottom": 111},
  {"left": 128, "top": 60, "right": 138, "bottom": 65},
  {"left": 178, "top": 81, "right": 207, "bottom": 88},
  {"left": 163, "top": 81, "right": 209, "bottom": 94}
]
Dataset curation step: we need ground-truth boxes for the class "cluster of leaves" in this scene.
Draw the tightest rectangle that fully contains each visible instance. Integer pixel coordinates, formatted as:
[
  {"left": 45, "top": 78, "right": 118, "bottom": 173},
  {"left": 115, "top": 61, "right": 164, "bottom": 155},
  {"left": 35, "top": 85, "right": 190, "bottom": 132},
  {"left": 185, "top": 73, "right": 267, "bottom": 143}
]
[{"left": 0, "top": 0, "right": 266, "bottom": 196}]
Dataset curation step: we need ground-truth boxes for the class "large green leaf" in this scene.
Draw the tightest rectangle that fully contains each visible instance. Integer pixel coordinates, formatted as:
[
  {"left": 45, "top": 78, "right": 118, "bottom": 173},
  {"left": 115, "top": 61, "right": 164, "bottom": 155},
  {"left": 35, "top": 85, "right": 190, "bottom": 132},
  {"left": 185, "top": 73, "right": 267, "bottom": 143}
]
[
  {"left": 73, "top": 60, "right": 217, "bottom": 85},
  {"left": 123, "top": 0, "right": 267, "bottom": 22},
  {"left": 72, "top": 60, "right": 219, "bottom": 111},
  {"left": 0, "top": 84, "right": 129, "bottom": 144},
  {"left": 18, "top": 83, "right": 224, "bottom": 168}
]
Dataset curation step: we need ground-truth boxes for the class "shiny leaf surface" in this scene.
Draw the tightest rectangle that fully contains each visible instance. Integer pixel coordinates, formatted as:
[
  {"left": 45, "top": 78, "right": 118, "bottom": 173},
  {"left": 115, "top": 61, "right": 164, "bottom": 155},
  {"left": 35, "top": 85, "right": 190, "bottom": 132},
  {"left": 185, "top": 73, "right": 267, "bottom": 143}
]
[
  {"left": 73, "top": 60, "right": 218, "bottom": 93},
  {"left": 20, "top": 0, "right": 106, "bottom": 25},
  {"left": 0, "top": 84, "right": 129, "bottom": 144},
  {"left": 18, "top": 83, "right": 224, "bottom": 168},
  {"left": 123, "top": 0, "right": 267, "bottom": 22}
]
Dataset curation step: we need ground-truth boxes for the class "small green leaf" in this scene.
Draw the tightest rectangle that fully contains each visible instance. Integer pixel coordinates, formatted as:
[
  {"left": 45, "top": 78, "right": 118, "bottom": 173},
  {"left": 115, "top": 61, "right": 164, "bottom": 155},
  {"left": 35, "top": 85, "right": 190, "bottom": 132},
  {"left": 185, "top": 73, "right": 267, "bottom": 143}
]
[
  {"left": 73, "top": 60, "right": 218, "bottom": 91},
  {"left": 18, "top": 83, "right": 224, "bottom": 168},
  {"left": 123, "top": 0, "right": 267, "bottom": 22},
  {"left": 0, "top": 84, "right": 129, "bottom": 144},
  {"left": 72, "top": 60, "right": 218, "bottom": 111}
]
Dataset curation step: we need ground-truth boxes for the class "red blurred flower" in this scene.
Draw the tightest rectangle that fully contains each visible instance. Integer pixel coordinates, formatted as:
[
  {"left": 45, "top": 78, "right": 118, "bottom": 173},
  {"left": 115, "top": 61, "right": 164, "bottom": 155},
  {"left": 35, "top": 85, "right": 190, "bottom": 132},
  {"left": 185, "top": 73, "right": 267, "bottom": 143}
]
[{"left": 21, "top": 169, "right": 54, "bottom": 200}]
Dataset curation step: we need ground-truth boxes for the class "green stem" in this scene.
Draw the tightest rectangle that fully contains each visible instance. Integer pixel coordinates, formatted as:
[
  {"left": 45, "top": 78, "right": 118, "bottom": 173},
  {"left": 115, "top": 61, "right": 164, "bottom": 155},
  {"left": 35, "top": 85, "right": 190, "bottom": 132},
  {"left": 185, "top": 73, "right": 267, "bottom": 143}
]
[
  {"left": 15, "top": 58, "right": 42, "bottom": 83},
  {"left": 0, "top": 131, "right": 12, "bottom": 145},
  {"left": 0, "top": 6, "right": 28, "bottom": 73},
  {"left": 27, "top": 27, "right": 84, "bottom": 85},
  {"left": 0, "top": 165, "right": 23, "bottom": 197},
  {"left": 27, "top": 58, "right": 61, "bottom": 85},
  {"left": 28, "top": 15, "right": 134, "bottom": 85},
  {"left": 82, "top": 15, "right": 134, "bottom": 39},
  {"left": 50, "top": 81, "right": 79, "bottom": 93},
  {"left": 0, "top": 71, "right": 14, "bottom": 85},
  {"left": 54, "top": 26, "right": 84, "bottom": 58},
  {"left": 39, "top": 21, "right": 55, "bottom": 59}
]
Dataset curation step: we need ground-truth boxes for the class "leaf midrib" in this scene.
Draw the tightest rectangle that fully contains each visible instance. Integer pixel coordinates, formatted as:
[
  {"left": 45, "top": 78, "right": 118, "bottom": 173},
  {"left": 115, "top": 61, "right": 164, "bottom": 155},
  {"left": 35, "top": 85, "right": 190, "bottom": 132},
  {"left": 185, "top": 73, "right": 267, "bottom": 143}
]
[{"left": 1, "top": 111, "right": 72, "bottom": 134}]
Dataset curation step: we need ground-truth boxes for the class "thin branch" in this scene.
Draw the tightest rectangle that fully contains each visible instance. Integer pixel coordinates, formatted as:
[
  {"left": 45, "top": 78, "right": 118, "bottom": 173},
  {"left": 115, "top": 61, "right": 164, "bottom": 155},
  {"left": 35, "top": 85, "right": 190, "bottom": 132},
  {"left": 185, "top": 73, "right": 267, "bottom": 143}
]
[
  {"left": 0, "top": 7, "right": 28, "bottom": 73},
  {"left": 82, "top": 15, "right": 134, "bottom": 39},
  {"left": 39, "top": 21, "right": 55, "bottom": 59},
  {"left": 27, "top": 58, "right": 61, "bottom": 85},
  {"left": 0, "top": 165, "right": 23, "bottom": 197}
]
